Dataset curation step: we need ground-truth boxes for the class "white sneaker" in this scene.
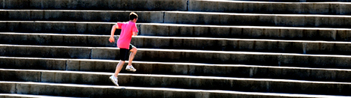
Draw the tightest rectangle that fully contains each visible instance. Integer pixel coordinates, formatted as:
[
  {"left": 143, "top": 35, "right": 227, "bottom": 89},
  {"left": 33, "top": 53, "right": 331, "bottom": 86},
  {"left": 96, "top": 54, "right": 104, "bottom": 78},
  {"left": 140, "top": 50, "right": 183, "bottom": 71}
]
[
  {"left": 109, "top": 75, "right": 119, "bottom": 86},
  {"left": 125, "top": 65, "right": 136, "bottom": 72}
]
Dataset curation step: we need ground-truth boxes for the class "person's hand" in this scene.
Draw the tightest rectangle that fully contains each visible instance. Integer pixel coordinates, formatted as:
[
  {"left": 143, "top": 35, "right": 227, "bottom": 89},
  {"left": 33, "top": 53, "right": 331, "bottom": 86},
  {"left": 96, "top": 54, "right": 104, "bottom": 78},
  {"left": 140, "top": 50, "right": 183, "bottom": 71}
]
[
  {"left": 133, "top": 32, "right": 138, "bottom": 36},
  {"left": 109, "top": 37, "right": 115, "bottom": 43}
]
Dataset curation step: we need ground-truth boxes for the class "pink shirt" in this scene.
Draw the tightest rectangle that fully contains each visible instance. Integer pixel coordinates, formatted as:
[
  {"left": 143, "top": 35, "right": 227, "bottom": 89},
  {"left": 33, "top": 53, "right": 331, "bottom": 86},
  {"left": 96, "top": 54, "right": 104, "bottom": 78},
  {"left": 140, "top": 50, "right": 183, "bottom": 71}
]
[{"left": 116, "top": 21, "right": 138, "bottom": 49}]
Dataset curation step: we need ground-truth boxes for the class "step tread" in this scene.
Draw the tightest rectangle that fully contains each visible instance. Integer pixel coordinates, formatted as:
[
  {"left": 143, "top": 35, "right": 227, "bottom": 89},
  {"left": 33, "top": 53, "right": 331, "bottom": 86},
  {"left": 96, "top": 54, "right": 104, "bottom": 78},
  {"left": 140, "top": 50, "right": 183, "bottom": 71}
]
[
  {"left": 2, "top": 68, "right": 351, "bottom": 84},
  {"left": 2, "top": 32, "right": 351, "bottom": 43},
  {"left": 2, "top": 9, "right": 351, "bottom": 16},
  {"left": 0, "top": 81, "right": 349, "bottom": 98},
  {"left": 2, "top": 20, "right": 351, "bottom": 30},
  {"left": 2, "top": 44, "right": 351, "bottom": 57},
  {"left": 1, "top": 56, "right": 351, "bottom": 72}
]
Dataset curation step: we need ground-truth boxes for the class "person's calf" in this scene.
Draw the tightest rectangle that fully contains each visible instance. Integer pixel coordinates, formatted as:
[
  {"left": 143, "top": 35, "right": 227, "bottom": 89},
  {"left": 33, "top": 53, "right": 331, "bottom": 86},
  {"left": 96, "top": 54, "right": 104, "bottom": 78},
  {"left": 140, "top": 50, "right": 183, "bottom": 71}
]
[
  {"left": 114, "top": 61, "right": 125, "bottom": 77},
  {"left": 128, "top": 47, "right": 137, "bottom": 65}
]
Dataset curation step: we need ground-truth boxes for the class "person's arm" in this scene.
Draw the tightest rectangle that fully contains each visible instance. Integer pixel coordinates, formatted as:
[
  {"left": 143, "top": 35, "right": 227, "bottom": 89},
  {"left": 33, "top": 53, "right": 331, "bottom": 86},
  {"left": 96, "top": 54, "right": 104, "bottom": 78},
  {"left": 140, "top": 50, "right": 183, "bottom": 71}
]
[
  {"left": 109, "top": 24, "right": 120, "bottom": 43},
  {"left": 132, "top": 25, "right": 138, "bottom": 36}
]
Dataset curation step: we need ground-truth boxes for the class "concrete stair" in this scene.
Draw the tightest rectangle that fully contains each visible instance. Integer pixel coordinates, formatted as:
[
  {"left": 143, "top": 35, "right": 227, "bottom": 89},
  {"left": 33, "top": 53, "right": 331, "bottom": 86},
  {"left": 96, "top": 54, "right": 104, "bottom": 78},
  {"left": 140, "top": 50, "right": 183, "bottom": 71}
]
[
  {"left": 1, "top": 57, "right": 351, "bottom": 82},
  {"left": 3, "top": 32, "right": 351, "bottom": 55},
  {"left": 0, "top": 0, "right": 188, "bottom": 10},
  {"left": 1, "top": 0, "right": 351, "bottom": 97},
  {"left": 0, "top": 93, "right": 73, "bottom": 98},
  {"left": 3, "top": 81, "right": 350, "bottom": 98},
  {"left": 190, "top": 0, "right": 351, "bottom": 14},
  {"left": 3, "top": 44, "right": 351, "bottom": 68},
  {"left": 1, "top": 21, "right": 351, "bottom": 41},
  {"left": 3, "top": 69, "right": 351, "bottom": 95},
  {"left": 2, "top": 10, "right": 351, "bottom": 27},
  {"left": 0, "top": 10, "right": 164, "bottom": 23}
]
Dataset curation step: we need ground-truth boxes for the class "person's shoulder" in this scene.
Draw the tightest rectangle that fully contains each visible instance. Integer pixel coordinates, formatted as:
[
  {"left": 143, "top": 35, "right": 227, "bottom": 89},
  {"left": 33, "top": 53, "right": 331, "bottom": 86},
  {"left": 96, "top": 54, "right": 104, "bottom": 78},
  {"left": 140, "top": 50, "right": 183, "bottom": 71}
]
[{"left": 127, "top": 21, "right": 135, "bottom": 24}]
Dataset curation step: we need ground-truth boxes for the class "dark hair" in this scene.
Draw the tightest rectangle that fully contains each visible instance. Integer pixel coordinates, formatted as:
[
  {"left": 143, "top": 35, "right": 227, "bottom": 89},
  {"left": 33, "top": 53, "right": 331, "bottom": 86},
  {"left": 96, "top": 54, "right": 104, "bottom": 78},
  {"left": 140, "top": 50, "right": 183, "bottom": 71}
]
[{"left": 129, "top": 12, "right": 138, "bottom": 20}]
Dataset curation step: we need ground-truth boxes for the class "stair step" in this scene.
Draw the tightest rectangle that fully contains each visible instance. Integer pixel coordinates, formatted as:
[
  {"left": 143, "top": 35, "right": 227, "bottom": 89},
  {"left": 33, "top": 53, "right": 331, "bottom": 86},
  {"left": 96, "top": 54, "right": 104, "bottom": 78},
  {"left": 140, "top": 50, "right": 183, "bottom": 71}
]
[
  {"left": 1, "top": 44, "right": 351, "bottom": 68},
  {"left": 164, "top": 11, "right": 351, "bottom": 27},
  {"left": 1, "top": 56, "right": 351, "bottom": 82},
  {"left": 190, "top": 0, "right": 351, "bottom": 14},
  {"left": 0, "top": 93, "right": 72, "bottom": 98},
  {"left": 1, "top": 21, "right": 351, "bottom": 41},
  {"left": 1, "top": 10, "right": 351, "bottom": 27},
  {"left": 1, "top": 0, "right": 351, "bottom": 97},
  {"left": 140, "top": 23, "right": 351, "bottom": 41},
  {"left": 0, "top": 10, "right": 163, "bottom": 23},
  {"left": 2, "top": 68, "right": 351, "bottom": 95},
  {"left": 0, "top": 81, "right": 350, "bottom": 97},
  {"left": 0, "top": 0, "right": 187, "bottom": 10},
  {"left": 1, "top": 32, "right": 351, "bottom": 55}
]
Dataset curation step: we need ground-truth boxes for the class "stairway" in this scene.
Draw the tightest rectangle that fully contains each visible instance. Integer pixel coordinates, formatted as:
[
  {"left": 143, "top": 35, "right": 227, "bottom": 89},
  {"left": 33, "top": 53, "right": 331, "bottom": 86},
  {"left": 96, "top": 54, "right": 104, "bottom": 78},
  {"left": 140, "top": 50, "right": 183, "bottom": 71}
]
[{"left": 1, "top": 0, "right": 351, "bottom": 97}]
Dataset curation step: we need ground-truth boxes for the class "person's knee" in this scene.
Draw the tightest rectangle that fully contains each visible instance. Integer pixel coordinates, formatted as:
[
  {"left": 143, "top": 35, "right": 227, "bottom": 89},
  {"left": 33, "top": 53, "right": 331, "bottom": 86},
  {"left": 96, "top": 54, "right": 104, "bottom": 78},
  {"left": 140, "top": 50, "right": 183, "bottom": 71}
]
[
  {"left": 131, "top": 47, "right": 137, "bottom": 53},
  {"left": 120, "top": 60, "right": 125, "bottom": 64}
]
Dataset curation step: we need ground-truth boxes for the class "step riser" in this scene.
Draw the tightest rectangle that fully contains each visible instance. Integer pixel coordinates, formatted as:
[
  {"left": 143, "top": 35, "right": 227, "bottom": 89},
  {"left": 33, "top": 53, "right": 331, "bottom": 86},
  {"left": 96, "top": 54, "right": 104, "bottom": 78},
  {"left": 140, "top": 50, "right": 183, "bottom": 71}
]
[
  {"left": 140, "top": 24, "right": 346, "bottom": 41},
  {"left": 2, "top": 22, "right": 351, "bottom": 41},
  {"left": 2, "top": 10, "right": 351, "bottom": 27},
  {"left": 0, "top": 0, "right": 187, "bottom": 10},
  {"left": 0, "top": 34, "right": 116, "bottom": 47},
  {"left": 0, "top": 21, "right": 116, "bottom": 35},
  {"left": 189, "top": 1, "right": 351, "bottom": 14},
  {"left": 1, "top": 70, "right": 351, "bottom": 95},
  {"left": 164, "top": 12, "right": 351, "bottom": 27},
  {"left": 1, "top": 82, "right": 321, "bottom": 98},
  {"left": 0, "top": 94, "right": 73, "bottom": 98},
  {"left": 0, "top": 11, "right": 163, "bottom": 23},
  {"left": 1, "top": 58, "right": 351, "bottom": 82},
  {"left": 0, "top": 93, "right": 75, "bottom": 98},
  {"left": 1, "top": 45, "right": 351, "bottom": 68},
  {"left": 1, "top": 0, "right": 351, "bottom": 13},
  {"left": 2, "top": 33, "right": 351, "bottom": 55}
]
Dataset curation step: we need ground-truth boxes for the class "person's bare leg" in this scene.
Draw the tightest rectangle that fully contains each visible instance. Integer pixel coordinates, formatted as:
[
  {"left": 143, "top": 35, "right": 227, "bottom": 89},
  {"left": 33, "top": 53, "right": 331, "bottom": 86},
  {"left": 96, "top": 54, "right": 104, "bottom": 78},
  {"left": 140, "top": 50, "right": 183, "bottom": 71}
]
[
  {"left": 127, "top": 47, "right": 137, "bottom": 66},
  {"left": 114, "top": 61, "right": 125, "bottom": 77}
]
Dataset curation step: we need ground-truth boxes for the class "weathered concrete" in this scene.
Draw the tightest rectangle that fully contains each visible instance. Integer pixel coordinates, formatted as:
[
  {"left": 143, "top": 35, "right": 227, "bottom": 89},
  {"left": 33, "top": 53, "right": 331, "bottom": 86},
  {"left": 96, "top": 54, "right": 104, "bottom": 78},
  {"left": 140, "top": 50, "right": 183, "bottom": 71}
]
[
  {"left": 0, "top": 57, "right": 67, "bottom": 70},
  {"left": 0, "top": 33, "right": 116, "bottom": 47},
  {"left": 140, "top": 24, "right": 351, "bottom": 41},
  {"left": 0, "top": 82, "right": 16, "bottom": 94},
  {"left": 0, "top": 10, "right": 163, "bottom": 22},
  {"left": 2, "top": 57, "right": 351, "bottom": 82},
  {"left": 0, "top": 0, "right": 187, "bottom": 10},
  {"left": 3, "top": 21, "right": 351, "bottom": 41},
  {"left": 2, "top": 81, "right": 348, "bottom": 98},
  {"left": 2, "top": 10, "right": 351, "bottom": 27},
  {"left": 49, "top": 60, "right": 351, "bottom": 82},
  {"left": 2, "top": 0, "right": 351, "bottom": 97},
  {"left": 2, "top": 45, "right": 351, "bottom": 68},
  {"left": 3, "top": 33, "right": 351, "bottom": 55},
  {"left": 189, "top": 0, "right": 351, "bottom": 14},
  {"left": 3, "top": 70, "right": 351, "bottom": 96},
  {"left": 0, "top": 21, "right": 115, "bottom": 35},
  {"left": 164, "top": 11, "right": 351, "bottom": 27},
  {"left": 0, "top": 93, "right": 72, "bottom": 98},
  {"left": 0, "top": 70, "right": 40, "bottom": 82},
  {"left": 0, "top": 44, "right": 93, "bottom": 59}
]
